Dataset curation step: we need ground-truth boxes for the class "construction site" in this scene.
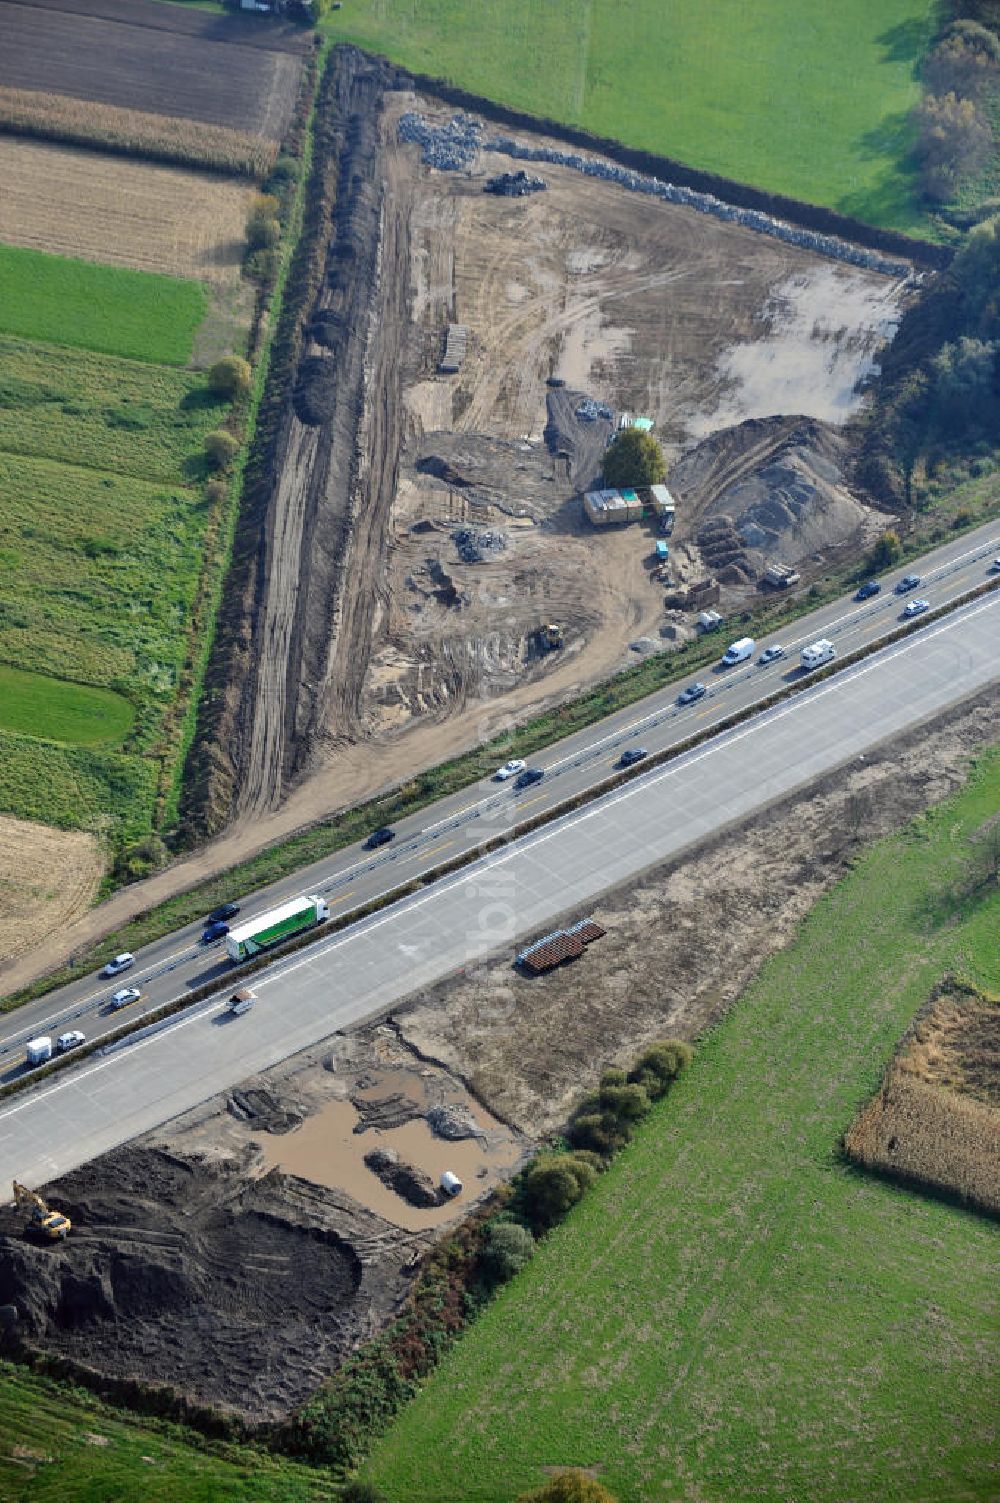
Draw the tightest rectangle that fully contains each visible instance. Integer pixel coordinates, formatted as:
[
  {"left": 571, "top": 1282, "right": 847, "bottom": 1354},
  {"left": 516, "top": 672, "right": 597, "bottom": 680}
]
[{"left": 199, "top": 51, "right": 917, "bottom": 843}]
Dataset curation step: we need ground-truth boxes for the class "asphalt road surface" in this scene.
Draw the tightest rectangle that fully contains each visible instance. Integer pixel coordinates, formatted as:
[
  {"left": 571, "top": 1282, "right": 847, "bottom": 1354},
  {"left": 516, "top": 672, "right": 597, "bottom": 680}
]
[
  {"left": 3, "top": 524, "right": 997, "bottom": 1070},
  {"left": 2, "top": 582, "right": 997, "bottom": 1191}
]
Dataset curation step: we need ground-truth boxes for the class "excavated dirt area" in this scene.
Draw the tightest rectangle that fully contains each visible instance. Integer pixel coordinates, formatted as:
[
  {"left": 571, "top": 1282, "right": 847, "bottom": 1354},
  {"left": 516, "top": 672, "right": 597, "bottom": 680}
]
[
  {"left": 1, "top": 694, "right": 994, "bottom": 1419},
  {"left": 231, "top": 64, "right": 915, "bottom": 825}
]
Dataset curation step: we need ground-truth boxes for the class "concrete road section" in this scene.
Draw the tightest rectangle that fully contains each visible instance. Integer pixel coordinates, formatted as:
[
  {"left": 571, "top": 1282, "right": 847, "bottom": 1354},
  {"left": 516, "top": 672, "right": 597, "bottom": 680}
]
[{"left": 2, "top": 589, "right": 997, "bottom": 1191}]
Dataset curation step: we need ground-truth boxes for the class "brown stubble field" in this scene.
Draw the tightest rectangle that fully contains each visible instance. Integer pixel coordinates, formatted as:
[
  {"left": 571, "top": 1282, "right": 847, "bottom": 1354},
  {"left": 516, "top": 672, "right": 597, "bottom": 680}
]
[
  {"left": 844, "top": 977, "right": 1000, "bottom": 1213},
  {"left": 0, "top": 137, "right": 257, "bottom": 283},
  {"left": 0, "top": 0, "right": 303, "bottom": 140}
]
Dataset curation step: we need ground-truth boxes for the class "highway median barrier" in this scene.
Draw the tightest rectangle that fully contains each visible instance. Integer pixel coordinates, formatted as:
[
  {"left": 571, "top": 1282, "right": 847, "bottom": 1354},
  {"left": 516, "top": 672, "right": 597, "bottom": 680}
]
[{"left": 3, "top": 578, "right": 995, "bottom": 1109}]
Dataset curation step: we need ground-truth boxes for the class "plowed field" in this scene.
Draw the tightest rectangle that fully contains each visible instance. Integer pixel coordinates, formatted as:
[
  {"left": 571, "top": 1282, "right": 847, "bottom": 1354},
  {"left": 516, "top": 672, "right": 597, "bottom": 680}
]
[
  {"left": 0, "top": 0, "right": 303, "bottom": 139},
  {"left": 0, "top": 137, "right": 255, "bottom": 282}
]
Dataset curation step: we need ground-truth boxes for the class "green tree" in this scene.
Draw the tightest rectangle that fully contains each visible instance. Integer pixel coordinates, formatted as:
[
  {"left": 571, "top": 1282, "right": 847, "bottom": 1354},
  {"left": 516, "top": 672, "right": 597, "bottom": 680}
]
[
  {"left": 925, "top": 21, "right": 1000, "bottom": 98},
  {"left": 207, "top": 355, "right": 252, "bottom": 399},
  {"left": 203, "top": 429, "right": 240, "bottom": 471},
  {"left": 916, "top": 91, "right": 992, "bottom": 201},
  {"left": 521, "top": 1153, "right": 595, "bottom": 1230},
  {"left": 602, "top": 428, "right": 667, "bottom": 487},
  {"left": 341, "top": 1483, "right": 390, "bottom": 1503},
  {"left": 518, "top": 1471, "right": 619, "bottom": 1503},
  {"left": 628, "top": 1039, "right": 693, "bottom": 1098},
  {"left": 482, "top": 1220, "right": 535, "bottom": 1284}
]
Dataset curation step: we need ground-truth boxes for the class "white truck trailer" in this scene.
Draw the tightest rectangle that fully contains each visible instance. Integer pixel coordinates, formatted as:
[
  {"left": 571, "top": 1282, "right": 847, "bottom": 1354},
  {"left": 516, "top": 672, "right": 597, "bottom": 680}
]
[
  {"left": 225, "top": 895, "right": 330, "bottom": 962},
  {"left": 25, "top": 1036, "right": 53, "bottom": 1067}
]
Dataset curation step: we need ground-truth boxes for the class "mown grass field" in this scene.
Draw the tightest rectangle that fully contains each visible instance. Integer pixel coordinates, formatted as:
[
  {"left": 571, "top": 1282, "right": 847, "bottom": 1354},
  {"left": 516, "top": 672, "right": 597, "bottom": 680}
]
[
  {"left": 0, "top": 665, "right": 134, "bottom": 747},
  {"left": 0, "top": 1363, "right": 336, "bottom": 1503},
  {"left": 367, "top": 751, "right": 1000, "bottom": 1502},
  {"left": 328, "top": 0, "right": 937, "bottom": 232},
  {"left": 0, "top": 245, "right": 205, "bottom": 364},
  {"left": 0, "top": 336, "right": 228, "bottom": 482}
]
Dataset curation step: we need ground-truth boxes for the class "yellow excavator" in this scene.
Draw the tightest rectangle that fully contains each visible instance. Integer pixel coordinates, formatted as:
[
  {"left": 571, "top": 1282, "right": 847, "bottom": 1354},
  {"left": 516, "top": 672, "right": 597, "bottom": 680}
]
[{"left": 12, "top": 1181, "right": 71, "bottom": 1241}]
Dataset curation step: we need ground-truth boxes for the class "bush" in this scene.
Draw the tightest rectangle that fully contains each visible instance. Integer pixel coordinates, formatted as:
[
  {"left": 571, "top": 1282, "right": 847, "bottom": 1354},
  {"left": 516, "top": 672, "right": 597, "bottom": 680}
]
[
  {"left": 204, "top": 479, "right": 228, "bottom": 506},
  {"left": 112, "top": 834, "right": 169, "bottom": 884},
  {"left": 246, "top": 214, "right": 281, "bottom": 252},
  {"left": 203, "top": 429, "right": 240, "bottom": 471},
  {"left": 628, "top": 1039, "right": 693, "bottom": 1098},
  {"left": 340, "top": 1484, "right": 390, "bottom": 1503},
  {"left": 521, "top": 1153, "right": 596, "bottom": 1231},
  {"left": 602, "top": 428, "right": 667, "bottom": 487},
  {"left": 518, "top": 1472, "right": 619, "bottom": 1503},
  {"left": 207, "top": 356, "right": 251, "bottom": 400},
  {"left": 244, "top": 247, "right": 281, "bottom": 286},
  {"left": 866, "top": 529, "right": 902, "bottom": 571},
  {"left": 916, "top": 91, "right": 992, "bottom": 201},
  {"left": 482, "top": 1221, "right": 535, "bottom": 1285}
]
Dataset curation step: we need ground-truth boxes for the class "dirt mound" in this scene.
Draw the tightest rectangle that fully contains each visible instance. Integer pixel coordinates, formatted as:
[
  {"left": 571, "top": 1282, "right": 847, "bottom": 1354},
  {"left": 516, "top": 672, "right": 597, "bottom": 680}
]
[
  {"left": 364, "top": 1147, "right": 441, "bottom": 1208},
  {"left": 0, "top": 1147, "right": 415, "bottom": 1420},
  {"left": 671, "top": 416, "right": 875, "bottom": 573}
]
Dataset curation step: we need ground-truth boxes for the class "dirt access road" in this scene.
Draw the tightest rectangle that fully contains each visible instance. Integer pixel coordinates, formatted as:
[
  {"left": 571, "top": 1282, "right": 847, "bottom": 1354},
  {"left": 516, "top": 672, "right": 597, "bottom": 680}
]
[{"left": 2, "top": 693, "right": 993, "bottom": 1420}]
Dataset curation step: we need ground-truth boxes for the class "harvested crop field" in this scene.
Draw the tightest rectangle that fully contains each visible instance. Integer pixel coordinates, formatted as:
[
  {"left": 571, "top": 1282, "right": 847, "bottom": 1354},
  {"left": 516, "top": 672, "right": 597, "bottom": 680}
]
[
  {"left": 0, "top": 0, "right": 304, "bottom": 140},
  {"left": 0, "top": 138, "right": 256, "bottom": 283},
  {"left": 0, "top": 814, "right": 101, "bottom": 970},
  {"left": 220, "top": 60, "right": 915, "bottom": 833},
  {"left": 844, "top": 978, "right": 1000, "bottom": 1213}
]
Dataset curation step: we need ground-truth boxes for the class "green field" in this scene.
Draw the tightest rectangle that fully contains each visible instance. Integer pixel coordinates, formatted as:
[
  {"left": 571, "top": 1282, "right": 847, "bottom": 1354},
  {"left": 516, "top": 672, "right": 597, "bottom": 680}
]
[
  {"left": 0, "top": 1363, "right": 335, "bottom": 1503},
  {"left": 367, "top": 752, "right": 1000, "bottom": 1502},
  {"left": 328, "top": 0, "right": 936, "bottom": 232},
  {"left": 0, "top": 337, "right": 227, "bottom": 482},
  {"left": 0, "top": 665, "right": 134, "bottom": 746},
  {"left": 0, "top": 246, "right": 206, "bottom": 365},
  {"left": 0, "top": 453, "right": 209, "bottom": 702}
]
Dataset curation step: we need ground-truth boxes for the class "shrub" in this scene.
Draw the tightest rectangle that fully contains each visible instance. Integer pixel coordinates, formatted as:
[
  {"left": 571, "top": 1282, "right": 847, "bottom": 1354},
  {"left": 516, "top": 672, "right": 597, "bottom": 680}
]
[
  {"left": 602, "top": 428, "right": 667, "bottom": 487},
  {"left": 112, "top": 834, "right": 169, "bottom": 884},
  {"left": 521, "top": 1153, "right": 596, "bottom": 1231},
  {"left": 341, "top": 1484, "right": 390, "bottom": 1503},
  {"left": 207, "top": 356, "right": 252, "bottom": 400},
  {"left": 518, "top": 1472, "right": 619, "bottom": 1503},
  {"left": 203, "top": 430, "right": 240, "bottom": 471},
  {"left": 628, "top": 1039, "right": 693, "bottom": 1098},
  {"left": 866, "top": 529, "right": 902, "bottom": 571},
  {"left": 482, "top": 1221, "right": 535, "bottom": 1285},
  {"left": 599, "top": 1066, "right": 627, "bottom": 1088},
  {"left": 915, "top": 91, "right": 992, "bottom": 201},
  {"left": 204, "top": 479, "right": 228, "bottom": 506},
  {"left": 246, "top": 215, "right": 281, "bottom": 252},
  {"left": 924, "top": 21, "right": 1000, "bottom": 98},
  {"left": 244, "top": 247, "right": 281, "bottom": 286}
]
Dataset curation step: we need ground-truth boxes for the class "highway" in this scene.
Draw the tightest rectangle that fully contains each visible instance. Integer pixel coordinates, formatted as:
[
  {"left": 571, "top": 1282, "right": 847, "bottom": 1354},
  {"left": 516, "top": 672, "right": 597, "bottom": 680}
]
[
  {"left": 1, "top": 580, "right": 998, "bottom": 1191},
  {"left": 1, "top": 524, "right": 998, "bottom": 1083}
]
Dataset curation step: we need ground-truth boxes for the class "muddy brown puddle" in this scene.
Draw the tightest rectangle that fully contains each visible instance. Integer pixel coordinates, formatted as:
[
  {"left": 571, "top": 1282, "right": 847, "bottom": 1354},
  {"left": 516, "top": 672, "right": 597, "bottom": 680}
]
[{"left": 257, "top": 1067, "right": 522, "bottom": 1231}]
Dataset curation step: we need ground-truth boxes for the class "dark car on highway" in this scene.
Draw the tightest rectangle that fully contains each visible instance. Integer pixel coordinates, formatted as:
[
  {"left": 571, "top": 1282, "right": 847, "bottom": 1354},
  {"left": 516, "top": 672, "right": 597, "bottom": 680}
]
[
  {"left": 855, "top": 579, "right": 881, "bottom": 600},
  {"left": 202, "top": 920, "right": 230, "bottom": 943},
  {"left": 365, "top": 826, "right": 396, "bottom": 849},
  {"left": 894, "top": 574, "right": 921, "bottom": 594},
  {"left": 617, "top": 747, "right": 649, "bottom": 768},
  {"left": 677, "top": 681, "right": 707, "bottom": 705},
  {"left": 514, "top": 767, "right": 545, "bottom": 789},
  {"left": 208, "top": 902, "right": 241, "bottom": 923}
]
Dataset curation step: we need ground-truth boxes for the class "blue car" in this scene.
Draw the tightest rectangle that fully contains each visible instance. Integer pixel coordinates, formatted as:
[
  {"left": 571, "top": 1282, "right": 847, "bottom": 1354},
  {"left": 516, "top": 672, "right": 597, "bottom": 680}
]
[
  {"left": 202, "top": 920, "right": 230, "bottom": 943},
  {"left": 855, "top": 579, "right": 881, "bottom": 601}
]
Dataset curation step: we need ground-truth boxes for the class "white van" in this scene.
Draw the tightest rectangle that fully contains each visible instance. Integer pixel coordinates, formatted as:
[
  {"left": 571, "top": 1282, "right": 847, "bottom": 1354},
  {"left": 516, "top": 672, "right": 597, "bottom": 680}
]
[
  {"left": 801, "top": 639, "right": 836, "bottom": 671},
  {"left": 25, "top": 1036, "right": 53, "bottom": 1067},
  {"left": 721, "top": 637, "right": 755, "bottom": 667}
]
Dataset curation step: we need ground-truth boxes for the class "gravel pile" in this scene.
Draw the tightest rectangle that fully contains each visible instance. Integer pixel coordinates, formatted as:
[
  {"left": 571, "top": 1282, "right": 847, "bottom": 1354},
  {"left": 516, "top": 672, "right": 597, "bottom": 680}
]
[{"left": 399, "top": 112, "right": 912, "bottom": 279}]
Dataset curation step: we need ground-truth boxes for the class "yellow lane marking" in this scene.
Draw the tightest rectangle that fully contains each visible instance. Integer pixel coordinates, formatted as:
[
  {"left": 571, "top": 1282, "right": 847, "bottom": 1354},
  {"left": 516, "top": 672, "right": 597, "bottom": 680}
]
[
  {"left": 327, "top": 889, "right": 356, "bottom": 906},
  {"left": 405, "top": 840, "right": 454, "bottom": 863},
  {"left": 517, "top": 794, "right": 548, "bottom": 812}
]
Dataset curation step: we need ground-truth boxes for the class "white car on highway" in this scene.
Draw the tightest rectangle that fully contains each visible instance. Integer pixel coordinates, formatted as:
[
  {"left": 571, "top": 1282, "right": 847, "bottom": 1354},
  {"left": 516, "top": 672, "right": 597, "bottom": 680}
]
[
  {"left": 108, "top": 986, "right": 142, "bottom": 1012},
  {"left": 901, "top": 597, "right": 930, "bottom": 619},
  {"left": 56, "top": 1031, "right": 86, "bottom": 1053},
  {"left": 494, "top": 759, "right": 526, "bottom": 781},
  {"left": 101, "top": 952, "right": 134, "bottom": 977}
]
